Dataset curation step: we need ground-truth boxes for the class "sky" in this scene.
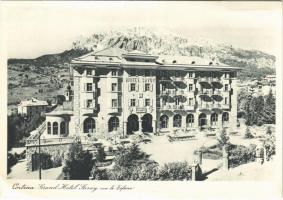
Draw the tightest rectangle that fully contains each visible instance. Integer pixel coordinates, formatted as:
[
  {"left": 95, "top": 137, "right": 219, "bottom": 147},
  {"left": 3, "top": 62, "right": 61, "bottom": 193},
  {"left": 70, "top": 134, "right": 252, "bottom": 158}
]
[{"left": 1, "top": 1, "right": 282, "bottom": 59}]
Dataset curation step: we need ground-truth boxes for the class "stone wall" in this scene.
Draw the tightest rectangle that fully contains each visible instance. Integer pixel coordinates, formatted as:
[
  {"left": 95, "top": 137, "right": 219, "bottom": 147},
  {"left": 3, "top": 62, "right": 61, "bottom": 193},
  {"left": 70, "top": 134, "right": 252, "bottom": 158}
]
[{"left": 26, "top": 143, "right": 72, "bottom": 171}]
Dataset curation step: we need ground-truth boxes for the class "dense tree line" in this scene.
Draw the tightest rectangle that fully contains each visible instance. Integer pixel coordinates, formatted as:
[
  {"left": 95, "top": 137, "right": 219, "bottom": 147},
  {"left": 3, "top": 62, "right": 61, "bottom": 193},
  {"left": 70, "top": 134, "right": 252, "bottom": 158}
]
[
  {"left": 7, "top": 113, "right": 45, "bottom": 150},
  {"left": 238, "top": 90, "right": 275, "bottom": 126}
]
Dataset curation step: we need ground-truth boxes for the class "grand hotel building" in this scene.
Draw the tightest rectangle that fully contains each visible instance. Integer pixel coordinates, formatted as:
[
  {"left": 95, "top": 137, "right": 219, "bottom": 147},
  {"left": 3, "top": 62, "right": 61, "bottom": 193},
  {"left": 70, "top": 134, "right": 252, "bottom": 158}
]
[{"left": 42, "top": 47, "right": 241, "bottom": 140}]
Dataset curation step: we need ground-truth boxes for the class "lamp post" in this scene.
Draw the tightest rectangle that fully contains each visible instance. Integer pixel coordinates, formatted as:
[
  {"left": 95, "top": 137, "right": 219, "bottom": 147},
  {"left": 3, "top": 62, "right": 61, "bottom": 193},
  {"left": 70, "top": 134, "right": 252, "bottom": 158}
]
[{"left": 38, "top": 133, "right": 41, "bottom": 180}]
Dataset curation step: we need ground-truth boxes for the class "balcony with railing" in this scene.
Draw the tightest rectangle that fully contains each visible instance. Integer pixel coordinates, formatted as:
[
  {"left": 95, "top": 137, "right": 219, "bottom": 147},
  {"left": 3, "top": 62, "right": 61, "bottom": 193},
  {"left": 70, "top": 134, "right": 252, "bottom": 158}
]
[
  {"left": 211, "top": 77, "right": 221, "bottom": 83},
  {"left": 26, "top": 136, "right": 74, "bottom": 147},
  {"left": 211, "top": 104, "right": 222, "bottom": 109},
  {"left": 109, "top": 106, "right": 122, "bottom": 113},
  {"left": 199, "top": 89, "right": 213, "bottom": 96},
  {"left": 198, "top": 77, "right": 211, "bottom": 83},
  {"left": 198, "top": 104, "right": 211, "bottom": 109},
  {"left": 185, "top": 104, "right": 195, "bottom": 111},
  {"left": 213, "top": 89, "right": 222, "bottom": 95},
  {"left": 171, "top": 90, "right": 186, "bottom": 96},
  {"left": 159, "top": 77, "right": 172, "bottom": 82},
  {"left": 222, "top": 104, "right": 230, "bottom": 109},
  {"left": 81, "top": 106, "right": 97, "bottom": 115},
  {"left": 171, "top": 76, "right": 185, "bottom": 82}
]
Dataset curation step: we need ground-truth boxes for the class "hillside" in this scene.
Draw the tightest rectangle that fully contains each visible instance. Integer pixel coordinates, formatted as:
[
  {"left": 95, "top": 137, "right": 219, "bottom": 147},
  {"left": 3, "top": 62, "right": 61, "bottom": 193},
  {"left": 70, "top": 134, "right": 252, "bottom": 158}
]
[{"left": 8, "top": 27, "right": 276, "bottom": 113}]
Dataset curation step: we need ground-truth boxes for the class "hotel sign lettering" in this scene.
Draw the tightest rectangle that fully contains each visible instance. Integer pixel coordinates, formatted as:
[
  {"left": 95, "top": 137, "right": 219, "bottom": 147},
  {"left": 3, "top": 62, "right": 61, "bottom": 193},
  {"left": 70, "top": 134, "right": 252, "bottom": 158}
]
[
  {"left": 126, "top": 77, "right": 155, "bottom": 83},
  {"left": 136, "top": 107, "right": 147, "bottom": 113}
]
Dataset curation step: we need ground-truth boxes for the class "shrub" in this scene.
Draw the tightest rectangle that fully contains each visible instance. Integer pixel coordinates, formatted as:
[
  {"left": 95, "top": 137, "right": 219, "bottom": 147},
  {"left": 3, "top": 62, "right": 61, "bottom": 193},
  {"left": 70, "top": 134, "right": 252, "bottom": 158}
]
[
  {"left": 96, "top": 146, "right": 106, "bottom": 162},
  {"left": 40, "top": 153, "right": 53, "bottom": 170},
  {"left": 264, "top": 134, "right": 275, "bottom": 161},
  {"left": 217, "top": 128, "right": 230, "bottom": 148},
  {"left": 52, "top": 156, "right": 62, "bottom": 168},
  {"left": 244, "top": 127, "right": 254, "bottom": 139},
  {"left": 62, "top": 142, "right": 94, "bottom": 180},
  {"left": 90, "top": 165, "right": 109, "bottom": 180},
  {"left": 113, "top": 144, "right": 147, "bottom": 167},
  {"left": 158, "top": 162, "right": 192, "bottom": 181},
  {"left": 266, "top": 126, "right": 272, "bottom": 135},
  {"left": 130, "top": 161, "right": 159, "bottom": 180},
  {"left": 7, "top": 153, "right": 18, "bottom": 174},
  {"left": 229, "top": 144, "right": 256, "bottom": 168}
]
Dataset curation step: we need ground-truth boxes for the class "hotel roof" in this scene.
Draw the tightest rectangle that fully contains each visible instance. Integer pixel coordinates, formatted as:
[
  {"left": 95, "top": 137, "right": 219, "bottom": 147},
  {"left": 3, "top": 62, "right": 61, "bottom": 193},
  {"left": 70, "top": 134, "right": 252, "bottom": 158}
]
[{"left": 71, "top": 47, "right": 241, "bottom": 70}]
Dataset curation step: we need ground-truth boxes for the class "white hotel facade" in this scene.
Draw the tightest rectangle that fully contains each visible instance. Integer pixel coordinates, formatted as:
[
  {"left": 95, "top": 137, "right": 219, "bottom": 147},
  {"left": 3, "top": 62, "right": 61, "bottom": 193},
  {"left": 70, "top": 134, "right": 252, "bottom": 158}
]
[{"left": 42, "top": 48, "right": 241, "bottom": 140}]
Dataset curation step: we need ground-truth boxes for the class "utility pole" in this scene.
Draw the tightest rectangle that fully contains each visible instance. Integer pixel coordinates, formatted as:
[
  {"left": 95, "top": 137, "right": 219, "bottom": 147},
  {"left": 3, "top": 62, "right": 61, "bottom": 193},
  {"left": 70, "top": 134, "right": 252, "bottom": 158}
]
[{"left": 38, "top": 133, "right": 41, "bottom": 180}]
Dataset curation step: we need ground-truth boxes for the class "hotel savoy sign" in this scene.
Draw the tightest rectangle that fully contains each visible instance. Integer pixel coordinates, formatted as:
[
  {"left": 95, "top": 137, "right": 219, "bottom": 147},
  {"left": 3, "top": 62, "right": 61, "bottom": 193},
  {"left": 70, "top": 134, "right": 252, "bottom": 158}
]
[{"left": 126, "top": 77, "right": 156, "bottom": 83}]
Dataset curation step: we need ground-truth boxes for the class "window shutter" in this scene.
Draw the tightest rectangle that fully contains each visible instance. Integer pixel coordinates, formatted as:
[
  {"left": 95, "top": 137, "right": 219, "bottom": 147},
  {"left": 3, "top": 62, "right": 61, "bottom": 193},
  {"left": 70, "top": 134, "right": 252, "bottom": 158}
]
[
  {"left": 92, "top": 83, "right": 95, "bottom": 92},
  {"left": 129, "top": 99, "right": 131, "bottom": 107},
  {"left": 136, "top": 84, "right": 139, "bottom": 92},
  {"left": 128, "top": 83, "right": 131, "bottom": 91},
  {"left": 136, "top": 99, "right": 139, "bottom": 107}
]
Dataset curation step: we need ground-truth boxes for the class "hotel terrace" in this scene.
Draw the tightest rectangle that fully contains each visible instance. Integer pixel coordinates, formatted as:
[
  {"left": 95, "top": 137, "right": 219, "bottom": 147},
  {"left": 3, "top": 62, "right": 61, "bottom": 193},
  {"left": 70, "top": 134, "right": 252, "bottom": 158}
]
[{"left": 36, "top": 47, "right": 241, "bottom": 140}]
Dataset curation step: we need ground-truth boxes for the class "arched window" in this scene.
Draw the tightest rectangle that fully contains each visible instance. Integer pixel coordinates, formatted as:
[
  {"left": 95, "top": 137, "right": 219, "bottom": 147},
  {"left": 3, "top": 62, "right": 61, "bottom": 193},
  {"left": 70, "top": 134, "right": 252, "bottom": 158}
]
[
  {"left": 186, "top": 114, "right": 194, "bottom": 127},
  {"left": 84, "top": 118, "right": 96, "bottom": 133},
  {"left": 222, "top": 112, "right": 229, "bottom": 126},
  {"left": 108, "top": 117, "right": 119, "bottom": 132},
  {"left": 53, "top": 122, "right": 58, "bottom": 135},
  {"left": 211, "top": 113, "right": 218, "bottom": 126},
  {"left": 60, "top": 122, "right": 65, "bottom": 135},
  {"left": 173, "top": 114, "right": 182, "bottom": 128},
  {"left": 199, "top": 113, "right": 207, "bottom": 127},
  {"left": 47, "top": 122, "right": 51, "bottom": 134},
  {"left": 160, "top": 115, "right": 169, "bottom": 129}
]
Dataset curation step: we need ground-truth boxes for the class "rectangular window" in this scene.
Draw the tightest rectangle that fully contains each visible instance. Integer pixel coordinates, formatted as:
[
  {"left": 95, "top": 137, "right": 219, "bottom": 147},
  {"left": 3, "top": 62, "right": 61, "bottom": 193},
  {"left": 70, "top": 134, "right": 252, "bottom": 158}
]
[
  {"left": 188, "top": 72, "right": 193, "bottom": 78},
  {"left": 111, "top": 70, "right": 118, "bottom": 76},
  {"left": 145, "top": 99, "right": 150, "bottom": 106},
  {"left": 86, "top": 83, "right": 92, "bottom": 91},
  {"left": 161, "top": 84, "right": 166, "bottom": 91},
  {"left": 130, "top": 83, "right": 136, "bottom": 91},
  {"left": 86, "top": 99, "right": 93, "bottom": 108},
  {"left": 225, "top": 97, "right": 228, "bottom": 104},
  {"left": 130, "top": 99, "right": 136, "bottom": 107},
  {"left": 189, "top": 84, "right": 193, "bottom": 91},
  {"left": 112, "top": 83, "right": 117, "bottom": 91},
  {"left": 112, "top": 99, "right": 118, "bottom": 108},
  {"left": 145, "top": 83, "right": 150, "bottom": 91},
  {"left": 175, "top": 97, "right": 180, "bottom": 105},
  {"left": 189, "top": 98, "right": 194, "bottom": 106},
  {"left": 225, "top": 84, "right": 229, "bottom": 91}
]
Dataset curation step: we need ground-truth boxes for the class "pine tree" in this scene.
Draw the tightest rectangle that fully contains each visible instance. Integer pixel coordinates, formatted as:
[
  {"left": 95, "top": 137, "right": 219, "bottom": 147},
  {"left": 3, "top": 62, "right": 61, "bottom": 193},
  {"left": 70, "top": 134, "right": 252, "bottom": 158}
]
[{"left": 262, "top": 90, "right": 275, "bottom": 124}]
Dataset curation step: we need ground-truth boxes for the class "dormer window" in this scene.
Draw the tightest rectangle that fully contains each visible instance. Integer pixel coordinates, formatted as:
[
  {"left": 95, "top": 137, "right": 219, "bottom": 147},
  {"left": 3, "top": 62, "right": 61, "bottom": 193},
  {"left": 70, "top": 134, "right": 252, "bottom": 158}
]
[
  {"left": 111, "top": 69, "right": 118, "bottom": 76},
  {"left": 172, "top": 60, "right": 177, "bottom": 64},
  {"left": 86, "top": 69, "right": 92, "bottom": 75},
  {"left": 109, "top": 57, "right": 113, "bottom": 61},
  {"left": 145, "top": 70, "right": 150, "bottom": 76},
  {"left": 191, "top": 61, "right": 195, "bottom": 64}
]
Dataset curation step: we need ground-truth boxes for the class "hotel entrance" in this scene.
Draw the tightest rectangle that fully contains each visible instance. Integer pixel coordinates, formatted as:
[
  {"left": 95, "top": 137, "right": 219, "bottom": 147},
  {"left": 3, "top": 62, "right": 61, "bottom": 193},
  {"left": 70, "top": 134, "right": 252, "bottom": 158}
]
[
  {"left": 127, "top": 114, "right": 139, "bottom": 134},
  {"left": 199, "top": 113, "right": 207, "bottom": 127},
  {"left": 142, "top": 113, "right": 153, "bottom": 133}
]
